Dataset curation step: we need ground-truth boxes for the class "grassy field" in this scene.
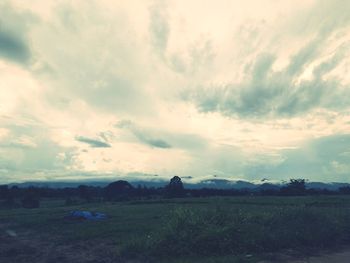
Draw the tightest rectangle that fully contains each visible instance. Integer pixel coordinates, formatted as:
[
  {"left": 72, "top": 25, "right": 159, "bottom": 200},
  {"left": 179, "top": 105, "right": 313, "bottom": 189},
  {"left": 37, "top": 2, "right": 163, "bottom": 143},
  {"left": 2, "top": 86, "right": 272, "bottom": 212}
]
[{"left": 2, "top": 196, "right": 350, "bottom": 262}]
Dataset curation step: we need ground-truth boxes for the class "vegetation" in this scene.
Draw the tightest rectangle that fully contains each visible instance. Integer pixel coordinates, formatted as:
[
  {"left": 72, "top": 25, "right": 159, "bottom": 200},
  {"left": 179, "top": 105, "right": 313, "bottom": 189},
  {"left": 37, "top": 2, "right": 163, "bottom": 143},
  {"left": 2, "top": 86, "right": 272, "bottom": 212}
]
[
  {"left": 2, "top": 178, "right": 350, "bottom": 210},
  {"left": 280, "top": 179, "right": 306, "bottom": 196},
  {"left": 165, "top": 176, "right": 185, "bottom": 198},
  {"left": 122, "top": 205, "right": 350, "bottom": 261},
  {"left": 2, "top": 177, "right": 350, "bottom": 262},
  {"left": 2, "top": 196, "right": 350, "bottom": 262}
]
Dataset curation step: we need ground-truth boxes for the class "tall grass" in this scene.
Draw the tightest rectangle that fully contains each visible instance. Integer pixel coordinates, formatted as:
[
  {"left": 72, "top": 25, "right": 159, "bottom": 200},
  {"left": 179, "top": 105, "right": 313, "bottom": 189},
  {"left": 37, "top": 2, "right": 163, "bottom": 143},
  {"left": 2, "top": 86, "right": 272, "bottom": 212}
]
[{"left": 121, "top": 206, "right": 350, "bottom": 260}]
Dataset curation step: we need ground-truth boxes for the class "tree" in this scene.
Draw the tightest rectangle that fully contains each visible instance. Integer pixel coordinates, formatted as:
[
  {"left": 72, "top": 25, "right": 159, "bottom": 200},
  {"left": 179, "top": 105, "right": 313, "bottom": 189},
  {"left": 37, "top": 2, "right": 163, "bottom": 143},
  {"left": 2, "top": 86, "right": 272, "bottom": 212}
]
[
  {"left": 165, "top": 176, "right": 184, "bottom": 198},
  {"left": 104, "top": 180, "right": 134, "bottom": 201},
  {"left": 281, "top": 179, "right": 306, "bottom": 196}
]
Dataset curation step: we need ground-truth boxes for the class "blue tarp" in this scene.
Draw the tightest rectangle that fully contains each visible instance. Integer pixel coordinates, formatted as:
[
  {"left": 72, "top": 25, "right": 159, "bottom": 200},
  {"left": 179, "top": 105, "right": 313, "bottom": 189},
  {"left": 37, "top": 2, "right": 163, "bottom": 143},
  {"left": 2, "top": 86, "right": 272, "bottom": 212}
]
[{"left": 68, "top": 211, "right": 107, "bottom": 220}]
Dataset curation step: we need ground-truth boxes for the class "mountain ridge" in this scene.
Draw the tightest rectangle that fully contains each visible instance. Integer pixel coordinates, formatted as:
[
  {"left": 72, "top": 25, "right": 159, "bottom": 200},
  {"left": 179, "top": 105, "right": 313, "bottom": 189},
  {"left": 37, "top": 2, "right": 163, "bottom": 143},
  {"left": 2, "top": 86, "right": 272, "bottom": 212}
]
[{"left": 5, "top": 178, "right": 350, "bottom": 190}]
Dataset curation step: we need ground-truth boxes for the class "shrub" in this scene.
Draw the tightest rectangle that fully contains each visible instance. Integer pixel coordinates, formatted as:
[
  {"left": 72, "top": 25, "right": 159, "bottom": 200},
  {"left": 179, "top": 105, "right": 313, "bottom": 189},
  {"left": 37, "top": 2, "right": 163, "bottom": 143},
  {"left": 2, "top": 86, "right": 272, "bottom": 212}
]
[{"left": 121, "top": 206, "right": 350, "bottom": 260}]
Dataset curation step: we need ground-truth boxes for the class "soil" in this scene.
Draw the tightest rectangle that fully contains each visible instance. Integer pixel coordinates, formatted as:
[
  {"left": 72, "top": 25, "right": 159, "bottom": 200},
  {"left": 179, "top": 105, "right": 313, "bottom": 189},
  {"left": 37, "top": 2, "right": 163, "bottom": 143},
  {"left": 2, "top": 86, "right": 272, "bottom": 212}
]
[{"left": 0, "top": 223, "right": 123, "bottom": 263}]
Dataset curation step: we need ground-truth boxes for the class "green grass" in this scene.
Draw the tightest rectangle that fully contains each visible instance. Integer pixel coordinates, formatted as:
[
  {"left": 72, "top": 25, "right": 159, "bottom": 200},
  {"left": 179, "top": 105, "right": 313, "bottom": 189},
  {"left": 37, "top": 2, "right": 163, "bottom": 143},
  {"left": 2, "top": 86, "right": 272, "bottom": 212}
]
[{"left": 2, "top": 196, "right": 350, "bottom": 262}]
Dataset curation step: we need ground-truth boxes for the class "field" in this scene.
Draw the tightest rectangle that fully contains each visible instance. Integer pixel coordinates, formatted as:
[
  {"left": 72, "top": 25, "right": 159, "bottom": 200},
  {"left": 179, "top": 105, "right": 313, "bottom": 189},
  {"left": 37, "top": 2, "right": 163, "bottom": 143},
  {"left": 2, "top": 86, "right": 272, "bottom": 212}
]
[{"left": 2, "top": 196, "right": 350, "bottom": 263}]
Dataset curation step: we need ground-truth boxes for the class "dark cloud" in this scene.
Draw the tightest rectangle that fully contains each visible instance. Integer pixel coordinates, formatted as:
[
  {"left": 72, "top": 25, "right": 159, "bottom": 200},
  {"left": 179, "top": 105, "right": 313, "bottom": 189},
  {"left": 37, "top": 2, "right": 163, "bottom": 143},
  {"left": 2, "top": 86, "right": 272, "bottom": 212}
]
[
  {"left": 0, "top": 30, "right": 31, "bottom": 63},
  {"left": 0, "top": 1, "right": 35, "bottom": 65},
  {"left": 116, "top": 120, "right": 210, "bottom": 151},
  {"left": 185, "top": 0, "right": 350, "bottom": 119},
  {"left": 116, "top": 120, "right": 172, "bottom": 149},
  {"left": 75, "top": 136, "right": 111, "bottom": 148},
  {"left": 187, "top": 45, "right": 349, "bottom": 118},
  {"left": 130, "top": 127, "right": 172, "bottom": 149},
  {"left": 140, "top": 137, "right": 171, "bottom": 149}
]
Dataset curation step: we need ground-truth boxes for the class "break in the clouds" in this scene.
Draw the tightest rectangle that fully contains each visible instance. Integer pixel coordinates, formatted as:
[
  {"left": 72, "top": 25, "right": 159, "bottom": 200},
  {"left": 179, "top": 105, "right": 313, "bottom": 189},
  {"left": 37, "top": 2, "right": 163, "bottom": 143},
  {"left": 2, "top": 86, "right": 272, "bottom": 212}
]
[{"left": 1, "top": 0, "right": 350, "bottom": 184}]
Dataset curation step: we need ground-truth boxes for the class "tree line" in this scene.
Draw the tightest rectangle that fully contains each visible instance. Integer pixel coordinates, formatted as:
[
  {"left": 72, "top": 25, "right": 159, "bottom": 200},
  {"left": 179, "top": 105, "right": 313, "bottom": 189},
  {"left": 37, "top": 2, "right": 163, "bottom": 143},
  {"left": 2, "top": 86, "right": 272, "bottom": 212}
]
[{"left": 1, "top": 177, "right": 350, "bottom": 209}]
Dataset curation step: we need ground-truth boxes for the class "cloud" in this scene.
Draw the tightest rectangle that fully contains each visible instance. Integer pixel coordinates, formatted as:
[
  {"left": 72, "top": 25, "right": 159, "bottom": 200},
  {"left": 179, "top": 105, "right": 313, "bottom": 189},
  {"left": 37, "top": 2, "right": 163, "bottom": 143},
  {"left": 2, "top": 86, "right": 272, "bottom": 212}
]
[
  {"left": 142, "top": 138, "right": 171, "bottom": 149},
  {"left": 28, "top": 1, "right": 154, "bottom": 115},
  {"left": 0, "top": 123, "right": 77, "bottom": 182},
  {"left": 116, "top": 120, "right": 171, "bottom": 149},
  {"left": 246, "top": 134, "right": 350, "bottom": 182},
  {"left": 187, "top": 42, "right": 349, "bottom": 118},
  {"left": 0, "top": 136, "right": 36, "bottom": 149},
  {"left": 75, "top": 136, "right": 111, "bottom": 148},
  {"left": 184, "top": 0, "right": 350, "bottom": 119},
  {"left": 0, "top": 30, "right": 31, "bottom": 64},
  {"left": 0, "top": 1, "right": 35, "bottom": 65},
  {"left": 149, "top": 2, "right": 169, "bottom": 56},
  {"left": 2, "top": 0, "right": 350, "bottom": 184},
  {"left": 116, "top": 118, "right": 210, "bottom": 151}
]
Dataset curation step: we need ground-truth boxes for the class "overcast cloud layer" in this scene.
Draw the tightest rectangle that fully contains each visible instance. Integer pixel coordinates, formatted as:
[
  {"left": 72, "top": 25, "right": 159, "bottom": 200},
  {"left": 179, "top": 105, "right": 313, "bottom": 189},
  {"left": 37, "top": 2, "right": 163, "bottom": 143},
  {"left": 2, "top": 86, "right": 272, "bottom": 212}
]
[{"left": 1, "top": 0, "right": 350, "bottom": 183}]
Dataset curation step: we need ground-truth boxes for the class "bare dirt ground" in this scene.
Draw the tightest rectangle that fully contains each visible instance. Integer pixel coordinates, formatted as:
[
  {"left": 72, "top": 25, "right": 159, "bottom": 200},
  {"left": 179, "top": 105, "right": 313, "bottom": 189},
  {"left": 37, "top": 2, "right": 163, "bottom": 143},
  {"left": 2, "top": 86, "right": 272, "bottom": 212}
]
[{"left": 0, "top": 223, "right": 123, "bottom": 263}]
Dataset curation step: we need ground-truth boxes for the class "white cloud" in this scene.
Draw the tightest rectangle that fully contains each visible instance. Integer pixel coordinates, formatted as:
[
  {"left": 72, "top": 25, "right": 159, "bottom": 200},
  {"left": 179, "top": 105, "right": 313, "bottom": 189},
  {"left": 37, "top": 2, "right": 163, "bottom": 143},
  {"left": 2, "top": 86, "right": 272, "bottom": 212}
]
[{"left": 1, "top": 0, "right": 350, "bottom": 183}]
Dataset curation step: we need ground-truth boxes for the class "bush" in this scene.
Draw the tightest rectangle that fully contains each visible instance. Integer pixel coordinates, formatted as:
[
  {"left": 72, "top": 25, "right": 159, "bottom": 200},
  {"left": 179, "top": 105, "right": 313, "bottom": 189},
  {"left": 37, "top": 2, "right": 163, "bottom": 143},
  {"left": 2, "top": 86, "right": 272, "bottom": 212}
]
[{"left": 121, "top": 206, "right": 350, "bottom": 260}]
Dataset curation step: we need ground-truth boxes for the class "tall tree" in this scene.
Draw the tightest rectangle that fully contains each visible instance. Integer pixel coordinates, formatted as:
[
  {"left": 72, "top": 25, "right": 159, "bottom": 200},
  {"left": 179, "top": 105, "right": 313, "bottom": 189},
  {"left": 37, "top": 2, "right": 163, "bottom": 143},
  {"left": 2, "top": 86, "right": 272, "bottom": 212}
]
[{"left": 166, "top": 176, "right": 185, "bottom": 198}]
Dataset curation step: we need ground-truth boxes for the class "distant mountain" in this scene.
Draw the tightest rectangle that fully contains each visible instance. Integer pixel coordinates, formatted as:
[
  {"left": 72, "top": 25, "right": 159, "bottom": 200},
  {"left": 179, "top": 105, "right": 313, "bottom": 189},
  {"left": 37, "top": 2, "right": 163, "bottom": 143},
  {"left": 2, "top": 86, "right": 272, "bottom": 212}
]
[
  {"left": 8, "top": 180, "right": 169, "bottom": 189},
  {"left": 8, "top": 181, "right": 113, "bottom": 188},
  {"left": 130, "top": 181, "right": 168, "bottom": 188},
  {"left": 6, "top": 179, "right": 350, "bottom": 191},
  {"left": 191, "top": 179, "right": 257, "bottom": 189},
  {"left": 256, "top": 183, "right": 281, "bottom": 191}
]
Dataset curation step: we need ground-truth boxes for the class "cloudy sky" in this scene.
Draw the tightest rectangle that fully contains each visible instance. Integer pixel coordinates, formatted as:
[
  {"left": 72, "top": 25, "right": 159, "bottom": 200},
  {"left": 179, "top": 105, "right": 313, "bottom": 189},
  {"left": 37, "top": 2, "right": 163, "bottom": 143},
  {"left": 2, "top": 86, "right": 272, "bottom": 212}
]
[{"left": 1, "top": 0, "right": 350, "bottom": 183}]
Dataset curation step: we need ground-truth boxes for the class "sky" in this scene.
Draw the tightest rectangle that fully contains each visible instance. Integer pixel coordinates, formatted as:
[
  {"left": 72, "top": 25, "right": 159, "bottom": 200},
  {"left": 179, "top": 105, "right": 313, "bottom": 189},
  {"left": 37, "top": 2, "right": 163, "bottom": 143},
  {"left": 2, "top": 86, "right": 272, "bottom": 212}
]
[{"left": 1, "top": 0, "right": 350, "bottom": 184}]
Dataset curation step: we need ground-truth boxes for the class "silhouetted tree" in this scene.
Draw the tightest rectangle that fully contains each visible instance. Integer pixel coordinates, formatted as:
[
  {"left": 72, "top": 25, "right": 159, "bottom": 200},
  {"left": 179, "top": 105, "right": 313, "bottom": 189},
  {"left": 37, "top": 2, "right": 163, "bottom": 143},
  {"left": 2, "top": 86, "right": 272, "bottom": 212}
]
[
  {"left": 165, "top": 176, "right": 185, "bottom": 198},
  {"left": 104, "top": 180, "right": 134, "bottom": 201},
  {"left": 281, "top": 179, "right": 306, "bottom": 196}
]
